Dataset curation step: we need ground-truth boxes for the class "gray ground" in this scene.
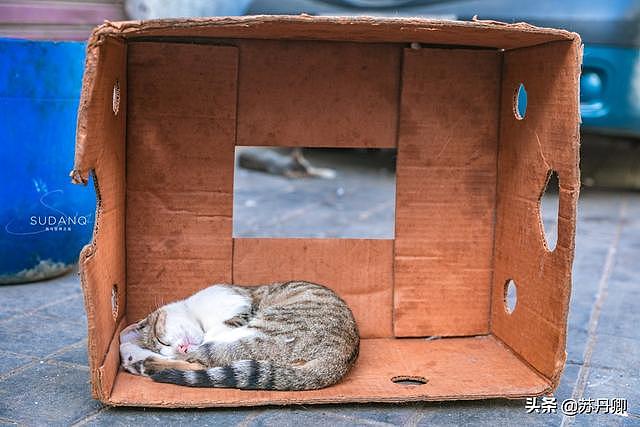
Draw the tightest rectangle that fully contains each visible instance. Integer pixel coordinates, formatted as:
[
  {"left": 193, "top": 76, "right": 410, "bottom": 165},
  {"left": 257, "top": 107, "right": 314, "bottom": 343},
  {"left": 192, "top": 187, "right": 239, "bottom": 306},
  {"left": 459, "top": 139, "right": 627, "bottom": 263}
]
[{"left": 0, "top": 144, "right": 639, "bottom": 426}]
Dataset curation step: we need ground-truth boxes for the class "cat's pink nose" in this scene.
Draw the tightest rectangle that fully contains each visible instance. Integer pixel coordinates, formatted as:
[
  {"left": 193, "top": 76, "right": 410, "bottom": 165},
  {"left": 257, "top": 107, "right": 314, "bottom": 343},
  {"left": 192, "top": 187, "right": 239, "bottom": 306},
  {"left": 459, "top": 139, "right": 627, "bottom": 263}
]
[{"left": 177, "top": 344, "right": 189, "bottom": 354}]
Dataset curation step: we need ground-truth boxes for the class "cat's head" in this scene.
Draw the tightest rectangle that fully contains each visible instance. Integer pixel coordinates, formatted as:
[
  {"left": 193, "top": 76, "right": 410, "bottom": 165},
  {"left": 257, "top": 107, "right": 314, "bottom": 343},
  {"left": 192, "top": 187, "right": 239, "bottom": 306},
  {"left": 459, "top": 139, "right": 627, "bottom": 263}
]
[{"left": 136, "top": 305, "right": 203, "bottom": 357}]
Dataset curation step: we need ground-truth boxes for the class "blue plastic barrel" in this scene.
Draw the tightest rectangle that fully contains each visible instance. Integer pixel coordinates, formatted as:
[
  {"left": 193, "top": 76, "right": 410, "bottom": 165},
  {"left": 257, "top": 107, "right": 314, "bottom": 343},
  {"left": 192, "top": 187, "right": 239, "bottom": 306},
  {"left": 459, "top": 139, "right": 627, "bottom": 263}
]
[{"left": 0, "top": 38, "right": 95, "bottom": 284}]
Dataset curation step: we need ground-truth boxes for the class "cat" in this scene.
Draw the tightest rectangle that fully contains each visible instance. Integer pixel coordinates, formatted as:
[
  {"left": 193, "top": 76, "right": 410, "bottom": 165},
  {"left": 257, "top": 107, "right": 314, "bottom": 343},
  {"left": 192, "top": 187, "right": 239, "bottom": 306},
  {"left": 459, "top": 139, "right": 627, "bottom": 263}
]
[
  {"left": 120, "top": 281, "right": 359, "bottom": 391},
  {"left": 238, "top": 147, "right": 336, "bottom": 179}
]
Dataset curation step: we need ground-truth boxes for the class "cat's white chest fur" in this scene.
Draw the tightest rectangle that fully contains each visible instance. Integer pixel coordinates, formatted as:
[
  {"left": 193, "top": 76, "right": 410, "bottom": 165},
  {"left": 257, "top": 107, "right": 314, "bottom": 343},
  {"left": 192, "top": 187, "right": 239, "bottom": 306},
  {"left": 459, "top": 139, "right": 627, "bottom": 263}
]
[{"left": 183, "top": 285, "right": 255, "bottom": 341}]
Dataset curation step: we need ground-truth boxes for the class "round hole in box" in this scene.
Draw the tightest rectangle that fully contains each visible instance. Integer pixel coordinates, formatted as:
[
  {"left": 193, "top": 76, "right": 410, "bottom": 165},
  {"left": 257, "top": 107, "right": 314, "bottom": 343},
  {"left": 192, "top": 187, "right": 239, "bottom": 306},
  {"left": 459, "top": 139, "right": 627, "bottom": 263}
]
[
  {"left": 504, "top": 279, "right": 517, "bottom": 314},
  {"left": 391, "top": 375, "right": 428, "bottom": 386},
  {"left": 514, "top": 83, "right": 527, "bottom": 120}
]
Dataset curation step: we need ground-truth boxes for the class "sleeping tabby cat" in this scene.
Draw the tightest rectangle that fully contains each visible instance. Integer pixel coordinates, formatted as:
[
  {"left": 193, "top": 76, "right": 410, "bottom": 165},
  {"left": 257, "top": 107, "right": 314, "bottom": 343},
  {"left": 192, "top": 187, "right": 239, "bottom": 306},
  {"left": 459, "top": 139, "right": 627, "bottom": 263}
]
[{"left": 120, "top": 281, "right": 359, "bottom": 390}]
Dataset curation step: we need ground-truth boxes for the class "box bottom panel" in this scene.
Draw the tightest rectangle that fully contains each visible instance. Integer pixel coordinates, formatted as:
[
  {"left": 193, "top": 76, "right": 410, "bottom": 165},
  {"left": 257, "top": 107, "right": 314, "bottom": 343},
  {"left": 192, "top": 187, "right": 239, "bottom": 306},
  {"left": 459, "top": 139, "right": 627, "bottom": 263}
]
[{"left": 105, "top": 335, "right": 550, "bottom": 407}]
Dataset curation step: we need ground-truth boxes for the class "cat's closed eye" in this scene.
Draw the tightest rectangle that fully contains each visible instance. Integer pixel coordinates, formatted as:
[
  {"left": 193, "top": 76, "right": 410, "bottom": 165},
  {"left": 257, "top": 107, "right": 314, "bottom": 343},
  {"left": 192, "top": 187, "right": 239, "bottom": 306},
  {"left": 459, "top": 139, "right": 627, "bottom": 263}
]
[{"left": 156, "top": 336, "right": 171, "bottom": 347}]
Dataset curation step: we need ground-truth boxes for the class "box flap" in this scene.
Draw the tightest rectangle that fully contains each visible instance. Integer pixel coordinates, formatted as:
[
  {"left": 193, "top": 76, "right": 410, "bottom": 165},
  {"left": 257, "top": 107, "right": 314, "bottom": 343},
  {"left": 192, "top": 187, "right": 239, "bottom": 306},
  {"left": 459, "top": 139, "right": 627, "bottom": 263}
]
[{"left": 92, "top": 15, "right": 577, "bottom": 49}]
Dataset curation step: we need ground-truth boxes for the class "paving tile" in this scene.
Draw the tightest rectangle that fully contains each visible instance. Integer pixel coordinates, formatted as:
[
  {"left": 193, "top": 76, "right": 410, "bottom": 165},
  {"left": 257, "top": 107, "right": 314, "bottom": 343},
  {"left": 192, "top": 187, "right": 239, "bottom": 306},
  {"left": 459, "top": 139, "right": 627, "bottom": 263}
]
[
  {"left": 564, "top": 194, "right": 628, "bottom": 367},
  {"left": 589, "top": 334, "right": 640, "bottom": 376},
  {"left": 567, "top": 302, "right": 594, "bottom": 338},
  {"left": 323, "top": 403, "right": 419, "bottom": 425},
  {"left": 0, "top": 306, "right": 22, "bottom": 322},
  {"left": 411, "top": 355, "right": 585, "bottom": 426},
  {"left": 0, "top": 313, "right": 85, "bottom": 358},
  {"left": 597, "top": 289, "right": 640, "bottom": 342},
  {"left": 566, "top": 328, "right": 589, "bottom": 365},
  {"left": 0, "top": 362, "right": 101, "bottom": 426},
  {"left": 596, "top": 237, "right": 640, "bottom": 340},
  {"left": 244, "top": 202, "right": 393, "bottom": 238},
  {"left": 85, "top": 407, "right": 250, "bottom": 427},
  {"left": 555, "top": 362, "right": 581, "bottom": 403},
  {"left": 0, "top": 270, "right": 81, "bottom": 314},
  {"left": 36, "top": 294, "right": 88, "bottom": 328},
  {"left": 49, "top": 341, "right": 89, "bottom": 367},
  {"left": 564, "top": 414, "right": 640, "bottom": 427},
  {"left": 416, "top": 399, "right": 560, "bottom": 427},
  {"left": 233, "top": 150, "right": 396, "bottom": 239},
  {"left": 567, "top": 217, "right": 622, "bottom": 338},
  {"left": 584, "top": 368, "right": 638, "bottom": 407},
  {"left": 247, "top": 408, "right": 381, "bottom": 427},
  {"left": 567, "top": 367, "right": 640, "bottom": 425},
  {"left": 0, "top": 350, "right": 33, "bottom": 377}
]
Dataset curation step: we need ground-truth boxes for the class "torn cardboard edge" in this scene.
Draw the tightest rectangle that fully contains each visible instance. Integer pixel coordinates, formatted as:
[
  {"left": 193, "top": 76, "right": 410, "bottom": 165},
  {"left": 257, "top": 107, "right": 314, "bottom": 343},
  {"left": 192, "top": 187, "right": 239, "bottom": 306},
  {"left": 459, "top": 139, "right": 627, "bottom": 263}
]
[{"left": 90, "top": 15, "right": 577, "bottom": 46}]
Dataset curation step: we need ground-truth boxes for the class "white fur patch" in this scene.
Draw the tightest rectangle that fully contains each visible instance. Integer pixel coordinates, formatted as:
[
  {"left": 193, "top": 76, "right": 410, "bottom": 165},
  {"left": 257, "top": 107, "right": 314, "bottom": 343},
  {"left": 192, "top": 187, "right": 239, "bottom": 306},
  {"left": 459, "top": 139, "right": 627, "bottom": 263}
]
[
  {"left": 185, "top": 285, "right": 252, "bottom": 333},
  {"left": 210, "top": 327, "right": 257, "bottom": 343}
]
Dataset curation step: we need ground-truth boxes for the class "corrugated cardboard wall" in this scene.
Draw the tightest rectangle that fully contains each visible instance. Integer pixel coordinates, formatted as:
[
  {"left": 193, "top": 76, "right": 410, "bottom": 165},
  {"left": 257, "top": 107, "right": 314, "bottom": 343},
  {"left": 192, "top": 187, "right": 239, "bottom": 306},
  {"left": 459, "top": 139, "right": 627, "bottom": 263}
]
[
  {"left": 236, "top": 40, "right": 400, "bottom": 148},
  {"left": 394, "top": 48, "right": 500, "bottom": 337},
  {"left": 491, "top": 40, "right": 580, "bottom": 380},
  {"left": 74, "top": 37, "right": 127, "bottom": 398},
  {"left": 125, "top": 42, "right": 238, "bottom": 323},
  {"left": 233, "top": 239, "right": 394, "bottom": 338},
  {"left": 123, "top": 39, "right": 553, "bottom": 342}
]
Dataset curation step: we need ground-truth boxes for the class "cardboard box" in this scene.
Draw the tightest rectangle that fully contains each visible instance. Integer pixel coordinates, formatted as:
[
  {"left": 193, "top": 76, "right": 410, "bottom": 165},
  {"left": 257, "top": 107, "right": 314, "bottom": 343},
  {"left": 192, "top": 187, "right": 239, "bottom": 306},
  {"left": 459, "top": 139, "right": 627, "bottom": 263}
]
[{"left": 72, "top": 16, "right": 581, "bottom": 407}]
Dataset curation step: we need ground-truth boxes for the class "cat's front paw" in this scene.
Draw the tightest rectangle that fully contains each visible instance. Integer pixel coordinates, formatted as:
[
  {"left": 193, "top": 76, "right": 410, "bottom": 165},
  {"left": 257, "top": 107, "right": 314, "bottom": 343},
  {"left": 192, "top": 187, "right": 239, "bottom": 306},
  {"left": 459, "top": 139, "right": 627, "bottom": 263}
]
[
  {"left": 120, "top": 342, "right": 159, "bottom": 376},
  {"left": 141, "top": 356, "right": 166, "bottom": 376}
]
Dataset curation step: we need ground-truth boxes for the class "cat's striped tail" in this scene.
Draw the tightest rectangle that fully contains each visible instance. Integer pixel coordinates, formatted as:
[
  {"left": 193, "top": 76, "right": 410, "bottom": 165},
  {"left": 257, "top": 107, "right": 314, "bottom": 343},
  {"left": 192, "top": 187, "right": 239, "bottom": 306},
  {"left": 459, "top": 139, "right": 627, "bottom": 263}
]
[{"left": 150, "top": 359, "right": 339, "bottom": 391}]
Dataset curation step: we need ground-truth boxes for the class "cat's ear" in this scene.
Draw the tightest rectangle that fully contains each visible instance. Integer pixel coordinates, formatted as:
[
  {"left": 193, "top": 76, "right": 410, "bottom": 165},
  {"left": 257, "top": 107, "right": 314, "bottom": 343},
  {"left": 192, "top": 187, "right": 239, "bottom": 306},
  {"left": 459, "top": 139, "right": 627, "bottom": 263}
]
[
  {"left": 120, "top": 322, "right": 142, "bottom": 344},
  {"left": 154, "top": 310, "right": 167, "bottom": 336}
]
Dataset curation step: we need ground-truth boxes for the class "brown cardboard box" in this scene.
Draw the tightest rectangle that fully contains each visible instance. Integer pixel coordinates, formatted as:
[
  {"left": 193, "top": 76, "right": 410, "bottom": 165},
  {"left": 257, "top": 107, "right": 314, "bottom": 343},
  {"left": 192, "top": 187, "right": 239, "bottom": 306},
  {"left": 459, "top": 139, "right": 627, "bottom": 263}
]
[{"left": 72, "top": 16, "right": 581, "bottom": 407}]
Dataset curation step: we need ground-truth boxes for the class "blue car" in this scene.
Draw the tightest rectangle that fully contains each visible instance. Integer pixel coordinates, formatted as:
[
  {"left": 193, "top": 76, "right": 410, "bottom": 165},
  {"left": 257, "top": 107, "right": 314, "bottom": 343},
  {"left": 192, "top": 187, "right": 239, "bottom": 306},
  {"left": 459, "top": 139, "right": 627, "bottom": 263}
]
[{"left": 249, "top": 0, "right": 640, "bottom": 138}]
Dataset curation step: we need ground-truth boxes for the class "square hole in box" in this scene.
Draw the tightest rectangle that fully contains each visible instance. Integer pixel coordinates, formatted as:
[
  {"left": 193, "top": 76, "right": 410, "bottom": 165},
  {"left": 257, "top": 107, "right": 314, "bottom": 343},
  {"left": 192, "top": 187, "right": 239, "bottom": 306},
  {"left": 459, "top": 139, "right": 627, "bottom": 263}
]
[{"left": 233, "top": 147, "right": 396, "bottom": 238}]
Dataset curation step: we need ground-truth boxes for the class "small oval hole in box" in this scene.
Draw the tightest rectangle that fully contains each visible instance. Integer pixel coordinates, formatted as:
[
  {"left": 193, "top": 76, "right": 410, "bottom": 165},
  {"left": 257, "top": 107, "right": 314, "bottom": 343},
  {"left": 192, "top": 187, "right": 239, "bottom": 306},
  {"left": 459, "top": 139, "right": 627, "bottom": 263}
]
[
  {"left": 514, "top": 83, "right": 527, "bottom": 120},
  {"left": 539, "top": 170, "right": 560, "bottom": 252},
  {"left": 504, "top": 279, "right": 517, "bottom": 314},
  {"left": 111, "top": 284, "right": 119, "bottom": 320},
  {"left": 112, "top": 80, "right": 120, "bottom": 116},
  {"left": 391, "top": 375, "right": 428, "bottom": 386}
]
